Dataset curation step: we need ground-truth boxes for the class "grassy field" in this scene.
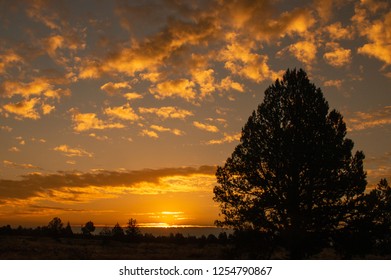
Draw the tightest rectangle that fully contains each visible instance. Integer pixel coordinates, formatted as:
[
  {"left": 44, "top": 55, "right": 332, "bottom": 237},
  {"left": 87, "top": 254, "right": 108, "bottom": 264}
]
[
  {"left": 1, "top": 235, "right": 390, "bottom": 259},
  {"left": 0, "top": 235, "right": 233, "bottom": 260}
]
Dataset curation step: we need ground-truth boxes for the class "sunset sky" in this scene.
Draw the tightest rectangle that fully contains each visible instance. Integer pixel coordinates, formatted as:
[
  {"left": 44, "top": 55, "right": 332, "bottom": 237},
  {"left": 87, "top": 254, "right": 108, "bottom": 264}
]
[{"left": 0, "top": 0, "right": 390, "bottom": 228}]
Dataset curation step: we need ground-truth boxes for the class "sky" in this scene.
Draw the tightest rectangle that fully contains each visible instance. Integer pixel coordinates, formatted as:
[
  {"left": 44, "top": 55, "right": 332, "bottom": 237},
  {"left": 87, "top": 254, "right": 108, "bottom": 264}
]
[{"left": 0, "top": 0, "right": 391, "bottom": 228}]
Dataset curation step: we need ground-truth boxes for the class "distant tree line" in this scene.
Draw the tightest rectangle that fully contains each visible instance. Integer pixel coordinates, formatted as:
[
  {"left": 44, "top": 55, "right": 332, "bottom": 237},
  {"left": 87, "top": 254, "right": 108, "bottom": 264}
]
[{"left": 0, "top": 218, "right": 232, "bottom": 246}]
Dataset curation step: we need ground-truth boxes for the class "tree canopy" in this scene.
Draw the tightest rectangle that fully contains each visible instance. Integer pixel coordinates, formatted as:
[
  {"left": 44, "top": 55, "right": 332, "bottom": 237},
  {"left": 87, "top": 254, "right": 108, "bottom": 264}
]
[{"left": 213, "top": 68, "right": 367, "bottom": 257}]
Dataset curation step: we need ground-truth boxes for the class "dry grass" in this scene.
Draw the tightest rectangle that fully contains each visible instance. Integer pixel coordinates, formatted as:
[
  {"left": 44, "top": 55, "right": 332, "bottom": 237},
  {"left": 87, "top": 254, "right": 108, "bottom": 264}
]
[{"left": 0, "top": 236, "right": 231, "bottom": 260}]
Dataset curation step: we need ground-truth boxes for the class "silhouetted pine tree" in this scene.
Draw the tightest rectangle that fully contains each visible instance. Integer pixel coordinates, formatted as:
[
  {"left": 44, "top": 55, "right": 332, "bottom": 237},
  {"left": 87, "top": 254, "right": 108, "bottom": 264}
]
[{"left": 214, "top": 68, "right": 367, "bottom": 258}]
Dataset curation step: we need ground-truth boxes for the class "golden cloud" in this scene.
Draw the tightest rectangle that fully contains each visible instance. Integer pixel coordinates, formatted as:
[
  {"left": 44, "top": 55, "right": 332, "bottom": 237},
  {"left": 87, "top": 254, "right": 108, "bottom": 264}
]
[
  {"left": 150, "top": 125, "right": 185, "bottom": 136},
  {"left": 323, "top": 42, "right": 352, "bottom": 67},
  {"left": 346, "top": 106, "right": 391, "bottom": 131},
  {"left": 124, "top": 92, "right": 143, "bottom": 100},
  {"left": 1, "top": 78, "right": 71, "bottom": 99},
  {"left": 138, "top": 106, "right": 193, "bottom": 120},
  {"left": 218, "top": 35, "right": 278, "bottom": 82},
  {"left": 0, "top": 125, "right": 13, "bottom": 132},
  {"left": 0, "top": 166, "right": 217, "bottom": 217},
  {"left": 354, "top": 5, "right": 391, "bottom": 65},
  {"left": 140, "top": 129, "right": 159, "bottom": 139},
  {"left": 3, "top": 98, "right": 41, "bottom": 120},
  {"left": 53, "top": 145, "right": 93, "bottom": 158},
  {"left": 69, "top": 109, "right": 125, "bottom": 132},
  {"left": 191, "top": 68, "right": 216, "bottom": 98},
  {"left": 324, "top": 22, "right": 355, "bottom": 40},
  {"left": 41, "top": 103, "right": 55, "bottom": 115},
  {"left": 206, "top": 132, "right": 241, "bottom": 145},
  {"left": 193, "top": 121, "right": 219, "bottom": 133},
  {"left": 8, "top": 147, "right": 20, "bottom": 152},
  {"left": 220, "top": 76, "right": 244, "bottom": 92},
  {"left": 0, "top": 50, "right": 22, "bottom": 73},
  {"left": 3, "top": 160, "right": 40, "bottom": 170},
  {"left": 288, "top": 41, "right": 317, "bottom": 66},
  {"left": 324, "top": 79, "right": 343, "bottom": 89},
  {"left": 150, "top": 79, "right": 196, "bottom": 101},
  {"left": 104, "top": 103, "right": 140, "bottom": 121},
  {"left": 100, "top": 82, "right": 132, "bottom": 95},
  {"left": 79, "top": 14, "right": 216, "bottom": 79}
]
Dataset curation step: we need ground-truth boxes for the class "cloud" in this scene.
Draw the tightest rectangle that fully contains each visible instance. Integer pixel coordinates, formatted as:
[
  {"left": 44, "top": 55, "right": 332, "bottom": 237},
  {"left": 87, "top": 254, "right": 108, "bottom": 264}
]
[
  {"left": 124, "top": 92, "right": 143, "bottom": 100},
  {"left": 218, "top": 34, "right": 280, "bottom": 83},
  {"left": 3, "top": 160, "right": 40, "bottom": 170},
  {"left": 104, "top": 103, "right": 140, "bottom": 121},
  {"left": 190, "top": 68, "right": 216, "bottom": 98},
  {"left": 139, "top": 106, "right": 193, "bottom": 120},
  {"left": 288, "top": 41, "right": 317, "bottom": 66},
  {"left": 0, "top": 77, "right": 71, "bottom": 99},
  {"left": 53, "top": 145, "right": 93, "bottom": 158},
  {"left": 140, "top": 129, "right": 159, "bottom": 139},
  {"left": 324, "top": 22, "right": 355, "bottom": 40},
  {"left": 206, "top": 132, "right": 241, "bottom": 145},
  {"left": 353, "top": 5, "right": 391, "bottom": 65},
  {"left": 8, "top": 147, "right": 20, "bottom": 152},
  {"left": 89, "top": 133, "right": 109, "bottom": 141},
  {"left": 25, "top": 0, "right": 66, "bottom": 30},
  {"left": 79, "top": 13, "right": 217, "bottom": 79},
  {"left": 346, "top": 106, "right": 391, "bottom": 131},
  {"left": 0, "top": 126, "right": 13, "bottom": 132},
  {"left": 100, "top": 82, "right": 132, "bottom": 95},
  {"left": 31, "top": 137, "right": 46, "bottom": 143},
  {"left": 193, "top": 121, "right": 219, "bottom": 133},
  {"left": 220, "top": 76, "right": 244, "bottom": 92},
  {"left": 41, "top": 103, "right": 55, "bottom": 115},
  {"left": 0, "top": 50, "right": 23, "bottom": 73},
  {"left": 323, "top": 43, "right": 352, "bottom": 67},
  {"left": 3, "top": 98, "right": 41, "bottom": 120},
  {"left": 324, "top": 79, "right": 343, "bottom": 89},
  {"left": 150, "top": 79, "right": 196, "bottom": 101},
  {"left": 150, "top": 125, "right": 185, "bottom": 136},
  {"left": 0, "top": 166, "right": 216, "bottom": 203},
  {"left": 69, "top": 109, "right": 125, "bottom": 132},
  {"left": 16, "top": 136, "right": 25, "bottom": 145}
]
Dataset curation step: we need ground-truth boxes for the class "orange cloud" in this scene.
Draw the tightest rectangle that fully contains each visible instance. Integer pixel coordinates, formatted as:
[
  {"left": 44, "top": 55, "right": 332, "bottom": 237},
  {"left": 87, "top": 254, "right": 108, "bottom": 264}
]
[
  {"left": 79, "top": 15, "right": 216, "bottom": 79},
  {"left": 150, "top": 79, "right": 196, "bottom": 101},
  {"left": 1, "top": 78, "right": 70, "bottom": 99},
  {"left": 354, "top": 4, "right": 391, "bottom": 64},
  {"left": 191, "top": 68, "right": 216, "bottom": 98},
  {"left": 104, "top": 103, "right": 140, "bottom": 121},
  {"left": 324, "top": 22, "right": 355, "bottom": 40},
  {"left": 193, "top": 121, "right": 219, "bottom": 133},
  {"left": 323, "top": 43, "right": 352, "bottom": 67},
  {"left": 346, "top": 106, "right": 391, "bottom": 131},
  {"left": 140, "top": 129, "right": 159, "bottom": 139},
  {"left": 0, "top": 50, "right": 22, "bottom": 73},
  {"left": 139, "top": 106, "right": 193, "bottom": 120},
  {"left": 288, "top": 41, "right": 317, "bottom": 66},
  {"left": 41, "top": 103, "right": 55, "bottom": 115},
  {"left": 218, "top": 34, "right": 278, "bottom": 82},
  {"left": 124, "top": 92, "right": 143, "bottom": 100},
  {"left": 220, "top": 76, "right": 244, "bottom": 92},
  {"left": 100, "top": 82, "right": 132, "bottom": 95},
  {"left": 206, "top": 132, "right": 241, "bottom": 145},
  {"left": 150, "top": 125, "right": 184, "bottom": 136},
  {"left": 3, "top": 98, "right": 41, "bottom": 120},
  {"left": 324, "top": 79, "right": 343, "bottom": 89},
  {"left": 3, "top": 160, "right": 41, "bottom": 170},
  {"left": 53, "top": 145, "right": 93, "bottom": 158},
  {"left": 0, "top": 126, "right": 12, "bottom": 132},
  {"left": 69, "top": 109, "right": 125, "bottom": 132}
]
